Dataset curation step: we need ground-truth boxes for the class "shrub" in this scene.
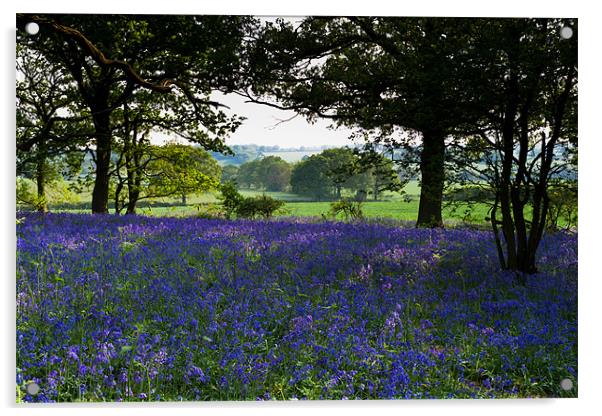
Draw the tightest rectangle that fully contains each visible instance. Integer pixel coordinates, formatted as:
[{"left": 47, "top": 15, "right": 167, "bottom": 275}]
[
  {"left": 195, "top": 203, "right": 225, "bottom": 219},
  {"left": 218, "top": 182, "right": 244, "bottom": 219},
  {"left": 218, "top": 183, "right": 284, "bottom": 219},
  {"left": 327, "top": 199, "right": 364, "bottom": 221},
  {"left": 236, "top": 195, "right": 285, "bottom": 219}
]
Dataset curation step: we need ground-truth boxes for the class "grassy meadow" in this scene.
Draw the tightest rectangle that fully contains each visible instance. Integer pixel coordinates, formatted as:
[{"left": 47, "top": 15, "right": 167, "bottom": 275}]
[{"left": 41, "top": 181, "right": 497, "bottom": 226}]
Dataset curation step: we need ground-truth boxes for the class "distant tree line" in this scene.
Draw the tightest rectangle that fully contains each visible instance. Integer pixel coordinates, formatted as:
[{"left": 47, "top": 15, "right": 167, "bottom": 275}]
[{"left": 223, "top": 147, "right": 403, "bottom": 201}]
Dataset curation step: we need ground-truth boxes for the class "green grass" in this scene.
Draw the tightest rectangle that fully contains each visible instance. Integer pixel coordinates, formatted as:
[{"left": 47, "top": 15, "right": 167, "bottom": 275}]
[
  {"left": 238, "top": 190, "right": 313, "bottom": 202},
  {"left": 50, "top": 198, "right": 493, "bottom": 225},
  {"left": 39, "top": 180, "right": 574, "bottom": 228},
  {"left": 280, "top": 200, "right": 492, "bottom": 223}
]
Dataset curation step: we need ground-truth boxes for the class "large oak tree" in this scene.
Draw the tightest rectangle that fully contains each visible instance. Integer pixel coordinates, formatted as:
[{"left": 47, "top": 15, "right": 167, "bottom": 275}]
[
  {"left": 17, "top": 14, "right": 254, "bottom": 213},
  {"left": 245, "top": 17, "right": 485, "bottom": 227}
]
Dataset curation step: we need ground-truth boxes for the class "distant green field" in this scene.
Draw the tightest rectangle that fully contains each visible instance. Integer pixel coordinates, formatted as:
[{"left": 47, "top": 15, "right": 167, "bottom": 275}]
[
  {"left": 280, "top": 200, "right": 492, "bottom": 223},
  {"left": 48, "top": 197, "right": 493, "bottom": 225},
  {"left": 38, "top": 179, "right": 573, "bottom": 228},
  {"left": 238, "top": 190, "right": 313, "bottom": 202}
]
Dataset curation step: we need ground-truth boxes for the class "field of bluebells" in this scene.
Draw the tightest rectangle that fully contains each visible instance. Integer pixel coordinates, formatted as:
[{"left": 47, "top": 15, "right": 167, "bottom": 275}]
[{"left": 16, "top": 213, "right": 577, "bottom": 402}]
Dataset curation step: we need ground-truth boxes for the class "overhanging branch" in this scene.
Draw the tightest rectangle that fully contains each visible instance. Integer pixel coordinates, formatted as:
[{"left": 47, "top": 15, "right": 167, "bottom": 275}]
[{"left": 17, "top": 14, "right": 230, "bottom": 110}]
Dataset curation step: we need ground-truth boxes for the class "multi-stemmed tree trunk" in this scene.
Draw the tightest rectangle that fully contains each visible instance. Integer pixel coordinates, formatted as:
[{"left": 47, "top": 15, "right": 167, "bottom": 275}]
[{"left": 487, "top": 19, "right": 577, "bottom": 276}]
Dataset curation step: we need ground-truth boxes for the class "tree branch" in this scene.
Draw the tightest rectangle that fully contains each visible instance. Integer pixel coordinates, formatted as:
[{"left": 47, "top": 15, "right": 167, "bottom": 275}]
[{"left": 17, "top": 14, "right": 230, "bottom": 110}]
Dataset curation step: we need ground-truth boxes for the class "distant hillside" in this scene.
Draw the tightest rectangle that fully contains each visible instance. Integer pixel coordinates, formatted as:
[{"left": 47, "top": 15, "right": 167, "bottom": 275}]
[
  {"left": 211, "top": 144, "right": 337, "bottom": 166},
  {"left": 261, "top": 150, "right": 322, "bottom": 163}
]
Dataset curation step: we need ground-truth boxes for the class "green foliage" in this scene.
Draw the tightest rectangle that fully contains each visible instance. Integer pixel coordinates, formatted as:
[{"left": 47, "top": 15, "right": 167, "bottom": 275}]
[
  {"left": 217, "top": 182, "right": 284, "bottom": 219},
  {"left": 445, "top": 186, "right": 495, "bottom": 202},
  {"left": 217, "top": 182, "right": 245, "bottom": 220},
  {"left": 236, "top": 156, "right": 292, "bottom": 192},
  {"left": 262, "top": 157, "right": 292, "bottom": 192},
  {"left": 16, "top": 179, "right": 46, "bottom": 211},
  {"left": 352, "top": 148, "right": 406, "bottom": 200},
  {"left": 325, "top": 199, "right": 365, "bottom": 221},
  {"left": 290, "top": 155, "right": 332, "bottom": 200},
  {"left": 236, "top": 195, "right": 285, "bottom": 219},
  {"left": 546, "top": 181, "right": 578, "bottom": 231},
  {"left": 236, "top": 159, "right": 262, "bottom": 189},
  {"left": 17, "top": 177, "right": 79, "bottom": 211},
  {"left": 290, "top": 148, "right": 373, "bottom": 200},
  {"left": 220, "top": 165, "right": 240, "bottom": 184},
  {"left": 146, "top": 144, "right": 222, "bottom": 200}
]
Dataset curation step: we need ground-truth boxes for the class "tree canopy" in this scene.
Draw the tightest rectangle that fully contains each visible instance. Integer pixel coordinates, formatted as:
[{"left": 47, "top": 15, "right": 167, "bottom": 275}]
[
  {"left": 17, "top": 13, "right": 254, "bottom": 212},
  {"left": 245, "top": 17, "right": 489, "bottom": 226}
]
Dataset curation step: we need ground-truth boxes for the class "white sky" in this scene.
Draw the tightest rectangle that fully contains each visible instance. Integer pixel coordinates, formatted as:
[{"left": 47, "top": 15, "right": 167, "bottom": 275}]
[
  {"left": 159, "top": 15, "right": 354, "bottom": 149},
  {"left": 213, "top": 92, "right": 354, "bottom": 147},
  {"left": 152, "top": 91, "right": 356, "bottom": 148}
]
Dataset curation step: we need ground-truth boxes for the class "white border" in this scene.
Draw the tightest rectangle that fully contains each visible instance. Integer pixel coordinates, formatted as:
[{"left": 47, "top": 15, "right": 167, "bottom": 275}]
[{"left": 3, "top": 1, "right": 600, "bottom": 415}]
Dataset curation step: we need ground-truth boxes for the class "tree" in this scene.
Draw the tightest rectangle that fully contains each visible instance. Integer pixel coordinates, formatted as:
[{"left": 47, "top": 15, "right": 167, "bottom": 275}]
[
  {"left": 456, "top": 19, "right": 577, "bottom": 275},
  {"left": 488, "top": 19, "right": 577, "bottom": 275},
  {"left": 16, "top": 45, "right": 91, "bottom": 212},
  {"left": 109, "top": 85, "right": 231, "bottom": 214},
  {"left": 320, "top": 148, "right": 367, "bottom": 199},
  {"left": 352, "top": 147, "right": 405, "bottom": 201},
  {"left": 236, "top": 156, "right": 292, "bottom": 191},
  {"left": 246, "top": 17, "right": 484, "bottom": 227},
  {"left": 546, "top": 179, "right": 577, "bottom": 232},
  {"left": 290, "top": 155, "right": 332, "bottom": 200},
  {"left": 290, "top": 147, "right": 369, "bottom": 200},
  {"left": 237, "top": 159, "right": 263, "bottom": 189},
  {"left": 220, "top": 164, "right": 240, "bottom": 184},
  {"left": 17, "top": 14, "right": 253, "bottom": 213},
  {"left": 260, "top": 156, "right": 292, "bottom": 192},
  {"left": 110, "top": 143, "right": 221, "bottom": 214},
  {"left": 147, "top": 144, "right": 221, "bottom": 206}
]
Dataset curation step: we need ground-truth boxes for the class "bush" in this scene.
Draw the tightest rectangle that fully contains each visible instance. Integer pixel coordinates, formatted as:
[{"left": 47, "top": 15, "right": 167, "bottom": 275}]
[
  {"left": 326, "top": 199, "right": 364, "bottom": 221},
  {"left": 218, "top": 182, "right": 244, "bottom": 219},
  {"left": 236, "top": 195, "right": 285, "bottom": 219},
  {"left": 195, "top": 203, "right": 225, "bottom": 219},
  {"left": 218, "top": 183, "right": 284, "bottom": 219}
]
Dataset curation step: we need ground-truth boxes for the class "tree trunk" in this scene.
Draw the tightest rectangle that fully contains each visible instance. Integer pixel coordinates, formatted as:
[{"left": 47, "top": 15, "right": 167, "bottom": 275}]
[
  {"left": 126, "top": 196, "right": 138, "bottom": 214},
  {"left": 416, "top": 130, "right": 445, "bottom": 227},
  {"left": 35, "top": 151, "right": 48, "bottom": 213},
  {"left": 114, "top": 180, "right": 124, "bottom": 215},
  {"left": 125, "top": 167, "right": 140, "bottom": 215},
  {"left": 497, "top": 71, "right": 520, "bottom": 271},
  {"left": 373, "top": 178, "right": 379, "bottom": 201},
  {"left": 91, "top": 111, "right": 112, "bottom": 214}
]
